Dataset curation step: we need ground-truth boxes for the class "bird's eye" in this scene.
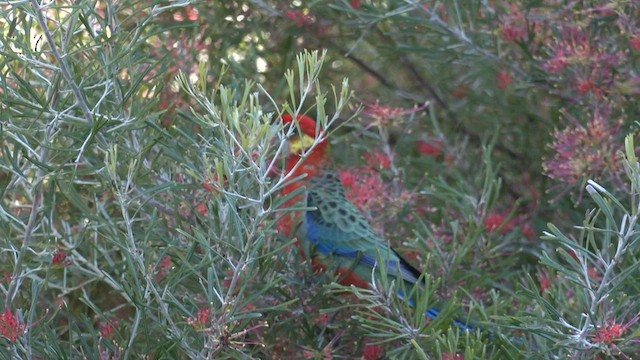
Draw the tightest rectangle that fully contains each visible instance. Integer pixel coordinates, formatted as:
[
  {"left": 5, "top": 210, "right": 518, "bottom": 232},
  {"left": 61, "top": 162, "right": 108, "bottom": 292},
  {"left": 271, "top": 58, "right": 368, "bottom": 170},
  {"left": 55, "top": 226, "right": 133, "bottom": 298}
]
[{"left": 283, "top": 122, "right": 300, "bottom": 137}]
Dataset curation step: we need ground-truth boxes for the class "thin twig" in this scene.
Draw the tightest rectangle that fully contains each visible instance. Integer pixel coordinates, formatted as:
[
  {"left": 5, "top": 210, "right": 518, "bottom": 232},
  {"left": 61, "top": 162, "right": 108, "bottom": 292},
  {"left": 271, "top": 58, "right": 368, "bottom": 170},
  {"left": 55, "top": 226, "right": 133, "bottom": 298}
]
[{"left": 29, "top": 0, "right": 94, "bottom": 124}]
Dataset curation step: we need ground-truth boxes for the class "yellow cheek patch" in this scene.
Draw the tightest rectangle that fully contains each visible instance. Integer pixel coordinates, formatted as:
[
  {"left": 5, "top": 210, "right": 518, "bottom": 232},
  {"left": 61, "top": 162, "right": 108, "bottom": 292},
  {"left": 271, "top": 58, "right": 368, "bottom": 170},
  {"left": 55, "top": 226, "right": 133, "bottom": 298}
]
[{"left": 290, "top": 134, "right": 317, "bottom": 154}]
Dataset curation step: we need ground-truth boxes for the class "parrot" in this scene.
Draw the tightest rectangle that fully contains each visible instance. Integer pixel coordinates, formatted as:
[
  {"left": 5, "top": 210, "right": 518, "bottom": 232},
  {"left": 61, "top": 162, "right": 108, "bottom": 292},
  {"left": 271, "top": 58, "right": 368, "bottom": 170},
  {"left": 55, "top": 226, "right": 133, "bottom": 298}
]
[{"left": 277, "top": 113, "right": 472, "bottom": 331}]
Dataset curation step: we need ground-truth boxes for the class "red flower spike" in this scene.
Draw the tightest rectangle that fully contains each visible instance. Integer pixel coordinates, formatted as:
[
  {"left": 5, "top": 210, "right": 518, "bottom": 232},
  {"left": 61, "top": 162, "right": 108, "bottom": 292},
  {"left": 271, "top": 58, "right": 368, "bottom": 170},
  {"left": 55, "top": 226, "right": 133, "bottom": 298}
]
[
  {"left": 203, "top": 182, "right": 214, "bottom": 192},
  {"left": 417, "top": 139, "right": 444, "bottom": 158},
  {"left": 543, "top": 111, "right": 623, "bottom": 188},
  {"left": 364, "top": 151, "right": 391, "bottom": 170},
  {"left": 630, "top": 36, "right": 640, "bottom": 52},
  {"left": 497, "top": 70, "right": 513, "bottom": 90},
  {"left": 0, "top": 309, "right": 25, "bottom": 343},
  {"left": 502, "top": 24, "right": 527, "bottom": 42},
  {"left": 196, "top": 203, "right": 208, "bottom": 216},
  {"left": 99, "top": 320, "right": 118, "bottom": 341},
  {"left": 593, "top": 323, "right": 626, "bottom": 344},
  {"left": 187, "top": 308, "right": 211, "bottom": 332},
  {"left": 484, "top": 213, "right": 515, "bottom": 233},
  {"left": 52, "top": 250, "right": 72, "bottom": 269},
  {"left": 537, "top": 270, "right": 551, "bottom": 294},
  {"left": 362, "top": 102, "right": 429, "bottom": 126},
  {"left": 286, "top": 10, "right": 313, "bottom": 27},
  {"left": 155, "top": 256, "right": 173, "bottom": 282},
  {"left": 363, "top": 343, "right": 383, "bottom": 360}
]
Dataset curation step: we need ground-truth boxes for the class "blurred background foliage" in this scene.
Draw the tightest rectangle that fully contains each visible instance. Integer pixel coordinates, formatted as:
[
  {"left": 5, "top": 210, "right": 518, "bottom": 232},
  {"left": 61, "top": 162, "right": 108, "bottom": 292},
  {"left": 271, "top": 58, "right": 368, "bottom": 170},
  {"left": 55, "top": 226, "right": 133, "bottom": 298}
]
[{"left": 1, "top": 0, "right": 639, "bottom": 358}]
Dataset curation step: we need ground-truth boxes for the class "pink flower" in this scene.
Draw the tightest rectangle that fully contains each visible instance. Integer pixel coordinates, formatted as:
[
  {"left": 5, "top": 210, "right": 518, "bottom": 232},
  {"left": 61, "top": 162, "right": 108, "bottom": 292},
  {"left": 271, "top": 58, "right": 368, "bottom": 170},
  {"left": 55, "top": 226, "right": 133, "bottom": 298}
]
[
  {"left": 155, "top": 256, "right": 173, "bottom": 282},
  {"left": 497, "top": 70, "right": 513, "bottom": 90},
  {"left": 541, "top": 25, "right": 621, "bottom": 98},
  {"left": 543, "top": 110, "right": 622, "bottom": 187},
  {"left": 501, "top": 10, "right": 528, "bottom": 43},
  {"left": 286, "top": 10, "right": 313, "bottom": 27},
  {"left": 99, "top": 319, "right": 118, "bottom": 341},
  {"left": 537, "top": 270, "right": 551, "bottom": 294},
  {"left": 521, "top": 223, "right": 536, "bottom": 240},
  {"left": 543, "top": 50, "right": 570, "bottom": 74},
  {"left": 187, "top": 308, "right": 211, "bottom": 331},
  {"left": 339, "top": 167, "right": 416, "bottom": 237},
  {"left": 575, "top": 79, "right": 596, "bottom": 95},
  {"left": 593, "top": 323, "right": 626, "bottom": 344},
  {"left": 417, "top": 139, "right": 444, "bottom": 158},
  {"left": 588, "top": 266, "right": 602, "bottom": 282},
  {"left": 593, "top": 311, "right": 640, "bottom": 345},
  {"left": 363, "top": 343, "right": 383, "bottom": 360},
  {"left": 186, "top": 6, "right": 199, "bottom": 21},
  {"left": 339, "top": 167, "right": 384, "bottom": 212},
  {"left": 630, "top": 36, "right": 640, "bottom": 52},
  {"left": 364, "top": 151, "right": 391, "bottom": 170},
  {"left": 362, "top": 102, "right": 428, "bottom": 126},
  {"left": 52, "top": 250, "right": 72, "bottom": 269},
  {"left": 173, "top": 6, "right": 198, "bottom": 22},
  {"left": 502, "top": 25, "right": 527, "bottom": 42},
  {"left": 484, "top": 213, "right": 515, "bottom": 234},
  {"left": 0, "top": 308, "right": 25, "bottom": 343},
  {"left": 339, "top": 167, "right": 408, "bottom": 218},
  {"left": 196, "top": 203, "right": 208, "bottom": 216}
]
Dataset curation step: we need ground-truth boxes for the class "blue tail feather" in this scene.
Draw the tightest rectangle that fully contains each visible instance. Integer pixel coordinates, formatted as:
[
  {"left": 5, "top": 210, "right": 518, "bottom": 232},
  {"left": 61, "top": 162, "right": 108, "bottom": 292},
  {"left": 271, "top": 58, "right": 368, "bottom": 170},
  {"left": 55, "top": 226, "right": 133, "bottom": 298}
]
[
  {"left": 402, "top": 292, "right": 474, "bottom": 332},
  {"left": 425, "top": 306, "right": 474, "bottom": 332}
]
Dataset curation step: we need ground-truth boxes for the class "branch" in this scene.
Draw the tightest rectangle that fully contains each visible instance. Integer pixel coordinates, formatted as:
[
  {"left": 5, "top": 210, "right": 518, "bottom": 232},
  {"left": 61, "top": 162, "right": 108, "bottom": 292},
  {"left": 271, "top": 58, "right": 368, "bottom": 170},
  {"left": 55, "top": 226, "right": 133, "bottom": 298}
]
[{"left": 30, "top": 0, "right": 94, "bottom": 124}]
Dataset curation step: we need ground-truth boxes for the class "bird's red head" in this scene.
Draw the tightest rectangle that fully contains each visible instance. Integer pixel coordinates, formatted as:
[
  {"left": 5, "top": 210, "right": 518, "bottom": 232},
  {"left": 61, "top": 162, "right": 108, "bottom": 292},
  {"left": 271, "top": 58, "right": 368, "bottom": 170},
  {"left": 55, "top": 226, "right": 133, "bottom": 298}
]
[
  {"left": 281, "top": 114, "right": 329, "bottom": 176},
  {"left": 282, "top": 114, "right": 319, "bottom": 139}
]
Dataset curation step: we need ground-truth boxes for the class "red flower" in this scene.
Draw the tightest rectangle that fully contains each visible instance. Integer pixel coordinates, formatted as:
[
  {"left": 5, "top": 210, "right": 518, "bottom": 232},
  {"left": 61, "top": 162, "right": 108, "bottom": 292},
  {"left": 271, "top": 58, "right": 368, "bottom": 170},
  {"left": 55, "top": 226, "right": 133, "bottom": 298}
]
[
  {"left": 363, "top": 343, "right": 383, "bottom": 360},
  {"left": 543, "top": 110, "right": 622, "bottom": 187},
  {"left": 500, "top": 6, "right": 530, "bottom": 43},
  {"left": 575, "top": 79, "right": 602, "bottom": 96},
  {"left": 452, "top": 86, "right": 467, "bottom": 99},
  {"left": 196, "top": 203, "right": 208, "bottom": 216},
  {"left": 502, "top": 25, "right": 527, "bottom": 42},
  {"left": 588, "top": 266, "right": 602, "bottom": 282},
  {"left": 496, "top": 70, "right": 513, "bottom": 90},
  {"left": 99, "top": 319, "right": 118, "bottom": 341},
  {"left": 484, "top": 213, "right": 515, "bottom": 233},
  {"left": 417, "top": 139, "right": 444, "bottom": 158},
  {"left": 155, "top": 256, "right": 173, "bottom": 282},
  {"left": 351, "top": 0, "right": 361, "bottom": 10},
  {"left": 405, "top": 251, "right": 421, "bottom": 262},
  {"left": 363, "top": 102, "right": 428, "bottom": 126},
  {"left": 521, "top": 223, "right": 536, "bottom": 240},
  {"left": 593, "top": 323, "right": 626, "bottom": 344},
  {"left": 537, "top": 270, "right": 551, "bottom": 294},
  {"left": 286, "top": 10, "right": 313, "bottom": 27},
  {"left": 630, "top": 36, "right": 640, "bottom": 52},
  {"left": 339, "top": 167, "right": 386, "bottom": 213},
  {"left": 0, "top": 308, "right": 25, "bottom": 343},
  {"left": 543, "top": 52, "right": 569, "bottom": 74},
  {"left": 187, "top": 308, "right": 211, "bottom": 331},
  {"left": 173, "top": 6, "right": 198, "bottom": 22},
  {"left": 364, "top": 151, "right": 391, "bottom": 170},
  {"left": 186, "top": 6, "right": 199, "bottom": 21},
  {"left": 52, "top": 250, "right": 72, "bottom": 269},
  {"left": 203, "top": 182, "right": 214, "bottom": 192}
]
